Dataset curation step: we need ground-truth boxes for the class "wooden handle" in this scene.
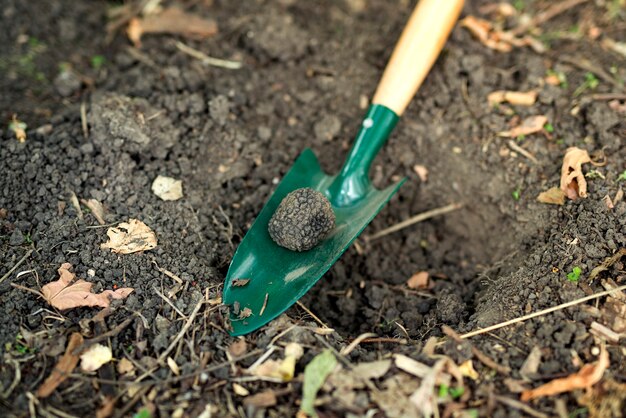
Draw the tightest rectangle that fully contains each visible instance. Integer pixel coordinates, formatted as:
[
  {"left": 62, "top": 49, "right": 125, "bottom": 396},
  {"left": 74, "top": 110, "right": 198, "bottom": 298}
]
[{"left": 372, "top": 0, "right": 464, "bottom": 116}]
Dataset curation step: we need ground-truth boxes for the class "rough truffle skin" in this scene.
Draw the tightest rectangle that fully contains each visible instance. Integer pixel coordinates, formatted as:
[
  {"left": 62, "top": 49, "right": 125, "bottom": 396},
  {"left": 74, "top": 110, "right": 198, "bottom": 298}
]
[{"left": 268, "top": 188, "right": 335, "bottom": 252}]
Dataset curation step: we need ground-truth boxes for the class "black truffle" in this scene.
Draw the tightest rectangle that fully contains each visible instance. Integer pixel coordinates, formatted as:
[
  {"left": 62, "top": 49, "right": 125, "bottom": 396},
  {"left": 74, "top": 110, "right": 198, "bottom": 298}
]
[{"left": 268, "top": 188, "right": 335, "bottom": 252}]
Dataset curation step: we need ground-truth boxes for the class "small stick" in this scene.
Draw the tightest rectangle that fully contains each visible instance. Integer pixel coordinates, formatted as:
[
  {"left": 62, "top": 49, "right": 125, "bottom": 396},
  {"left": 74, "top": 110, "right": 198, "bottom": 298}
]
[
  {"left": 157, "top": 299, "right": 204, "bottom": 364},
  {"left": 259, "top": 293, "right": 269, "bottom": 316},
  {"left": 296, "top": 301, "right": 330, "bottom": 329},
  {"left": 0, "top": 249, "right": 33, "bottom": 284},
  {"left": 511, "top": 0, "right": 589, "bottom": 35},
  {"left": 367, "top": 203, "right": 462, "bottom": 241},
  {"left": 443, "top": 325, "right": 510, "bottom": 375},
  {"left": 73, "top": 317, "right": 135, "bottom": 355},
  {"left": 80, "top": 102, "right": 88, "bottom": 139},
  {"left": 358, "top": 337, "right": 408, "bottom": 345},
  {"left": 175, "top": 41, "right": 242, "bottom": 70},
  {"left": 494, "top": 395, "right": 549, "bottom": 418},
  {"left": 152, "top": 260, "right": 183, "bottom": 284},
  {"left": 153, "top": 287, "right": 187, "bottom": 319},
  {"left": 508, "top": 140, "right": 538, "bottom": 164},
  {"left": 340, "top": 332, "right": 377, "bottom": 356},
  {"left": 460, "top": 284, "right": 626, "bottom": 339}
]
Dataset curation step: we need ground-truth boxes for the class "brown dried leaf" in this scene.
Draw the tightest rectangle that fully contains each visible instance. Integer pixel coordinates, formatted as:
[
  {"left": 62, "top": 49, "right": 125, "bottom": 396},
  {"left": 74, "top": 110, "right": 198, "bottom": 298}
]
[
  {"left": 37, "top": 332, "right": 83, "bottom": 397},
  {"left": 127, "top": 7, "right": 218, "bottom": 47},
  {"left": 239, "top": 307, "right": 252, "bottom": 319},
  {"left": 406, "top": 271, "right": 430, "bottom": 289},
  {"left": 243, "top": 390, "right": 277, "bottom": 408},
  {"left": 560, "top": 147, "right": 592, "bottom": 200},
  {"left": 521, "top": 345, "right": 609, "bottom": 401},
  {"left": 42, "top": 263, "right": 134, "bottom": 310},
  {"left": 81, "top": 198, "right": 106, "bottom": 225},
  {"left": 537, "top": 187, "right": 566, "bottom": 205},
  {"left": 232, "top": 279, "right": 250, "bottom": 287},
  {"left": 101, "top": 219, "right": 157, "bottom": 254},
  {"left": 499, "top": 115, "right": 548, "bottom": 137},
  {"left": 413, "top": 165, "right": 429, "bottom": 182},
  {"left": 488, "top": 90, "right": 537, "bottom": 106}
]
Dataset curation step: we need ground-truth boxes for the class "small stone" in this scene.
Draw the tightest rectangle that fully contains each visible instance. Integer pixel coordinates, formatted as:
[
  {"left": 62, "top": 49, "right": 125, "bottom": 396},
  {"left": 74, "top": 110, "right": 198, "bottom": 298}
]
[
  {"left": 314, "top": 115, "right": 342, "bottom": 141},
  {"left": 9, "top": 228, "right": 25, "bottom": 246},
  {"left": 268, "top": 188, "right": 335, "bottom": 252},
  {"left": 54, "top": 68, "right": 82, "bottom": 97}
]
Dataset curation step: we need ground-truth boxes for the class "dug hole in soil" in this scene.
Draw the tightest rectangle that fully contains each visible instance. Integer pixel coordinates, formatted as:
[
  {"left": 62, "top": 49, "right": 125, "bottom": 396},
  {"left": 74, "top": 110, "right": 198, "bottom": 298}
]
[{"left": 1, "top": 0, "right": 625, "bottom": 417}]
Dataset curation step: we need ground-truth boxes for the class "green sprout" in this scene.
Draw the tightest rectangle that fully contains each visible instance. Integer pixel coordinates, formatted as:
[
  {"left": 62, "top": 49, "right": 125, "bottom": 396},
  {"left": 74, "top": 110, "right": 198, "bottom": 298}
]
[
  {"left": 513, "top": 0, "right": 525, "bottom": 11},
  {"left": 546, "top": 69, "right": 568, "bottom": 88},
  {"left": 512, "top": 187, "right": 522, "bottom": 201},
  {"left": 91, "top": 55, "right": 106, "bottom": 70},
  {"left": 516, "top": 134, "right": 526, "bottom": 142},
  {"left": 567, "top": 266, "right": 582, "bottom": 282},
  {"left": 618, "top": 170, "right": 626, "bottom": 182},
  {"left": 573, "top": 72, "right": 599, "bottom": 97},
  {"left": 449, "top": 386, "right": 465, "bottom": 399},
  {"left": 544, "top": 123, "right": 554, "bottom": 133},
  {"left": 585, "top": 170, "right": 605, "bottom": 180}
]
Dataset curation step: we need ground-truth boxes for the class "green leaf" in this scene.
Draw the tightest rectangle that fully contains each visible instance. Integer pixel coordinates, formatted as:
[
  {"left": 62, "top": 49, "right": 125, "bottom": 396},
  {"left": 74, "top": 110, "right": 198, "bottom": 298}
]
[
  {"left": 450, "top": 386, "right": 465, "bottom": 399},
  {"left": 133, "top": 408, "right": 152, "bottom": 418},
  {"left": 301, "top": 350, "right": 337, "bottom": 417},
  {"left": 567, "top": 266, "right": 582, "bottom": 282},
  {"left": 438, "top": 384, "right": 449, "bottom": 398}
]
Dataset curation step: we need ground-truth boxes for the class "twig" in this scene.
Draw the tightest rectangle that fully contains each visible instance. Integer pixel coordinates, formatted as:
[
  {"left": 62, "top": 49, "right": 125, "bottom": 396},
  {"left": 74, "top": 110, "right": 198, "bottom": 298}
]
[
  {"left": 340, "top": 332, "right": 377, "bottom": 356},
  {"left": 511, "top": 0, "right": 589, "bottom": 35},
  {"left": 80, "top": 102, "right": 88, "bottom": 139},
  {"left": 157, "top": 300, "right": 205, "bottom": 364},
  {"left": 259, "top": 293, "right": 269, "bottom": 316},
  {"left": 495, "top": 395, "right": 549, "bottom": 418},
  {"left": 460, "top": 284, "right": 626, "bottom": 339},
  {"left": 10, "top": 283, "right": 44, "bottom": 298},
  {"left": 367, "top": 203, "right": 463, "bottom": 241},
  {"left": 73, "top": 317, "right": 135, "bottom": 355},
  {"left": 152, "top": 260, "right": 183, "bottom": 284},
  {"left": 296, "top": 301, "right": 330, "bottom": 329},
  {"left": 357, "top": 337, "right": 408, "bottom": 345},
  {"left": 507, "top": 140, "right": 538, "bottom": 164},
  {"left": 587, "top": 93, "right": 626, "bottom": 101},
  {"left": 2, "top": 359, "right": 21, "bottom": 398},
  {"left": 443, "top": 326, "right": 510, "bottom": 375},
  {"left": 0, "top": 249, "right": 33, "bottom": 284},
  {"left": 559, "top": 56, "right": 624, "bottom": 91},
  {"left": 175, "top": 41, "right": 242, "bottom": 70},
  {"left": 153, "top": 287, "right": 187, "bottom": 319}
]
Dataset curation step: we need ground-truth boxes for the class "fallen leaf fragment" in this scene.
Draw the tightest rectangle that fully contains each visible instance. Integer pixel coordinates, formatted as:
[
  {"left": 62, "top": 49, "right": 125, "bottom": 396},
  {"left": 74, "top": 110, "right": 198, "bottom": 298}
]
[
  {"left": 232, "top": 279, "right": 250, "bottom": 287},
  {"left": 9, "top": 115, "right": 27, "bottom": 143},
  {"left": 42, "top": 263, "right": 134, "bottom": 310},
  {"left": 519, "top": 346, "right": 542, "bottom": 380},
  {"left": 117, "top": 358, "right": 135, "bottom": 375},
  {"left": 167, "top": 357, "right": 180, "bottom": 376},
  {"left": 81, "top": 198, "right": 106, "bottom": 225},
  {"left": 409, "top": 358, "right": 447, "bottom": 417},
  {"left": 394, "top": 354, "right": 451, "bottom": 386},
  {"left": 488, "top": 90, "right": 537, "bottom": 106},
  {"left": 407, "top": 271, "right": 430, "bottom": 289},
  {"left": 499, "top": 115, "right": 548, "bottom": 137},
  {"left": 252, "top": 343, "right": 303, "bottom": 382},
  {"left": 413, "top": 165, "right": 429, "bottom": 182},
  {"left": 300, "top": 350, "right": 337, "bottom": 417},
  {"left": 560, "top": 147, "right": 591, "bottom": 200},
  {"left": 589, "top": 249, "right": 626, "bottom": 282},
  {"left": 521, "top": 345, "right": 609, "bottom": 401},
  {"left": 37, "top": 332, "right": 83, "bottom": 397},
  {"left": 243, "top": 390, "right": 277, "bottom": 408},
  {"left": 459, "top": 360, "right": 479, "bottom": 380},
  {"left": 238, "top": 307, "right": 252, "bottom": 319},
  {"left": 537, "top": 187, "right": 566, "bottom": 205},
  {"left": 101, "top": 219, "right": 157, "bottom": 254},
  {"left": 460, "top": 16, "right": 544, "bottom": 53},
  {"left": 127, "top": 7, "right": 218, "bottom": 47},
  {"left": 233, "top": 383, "right": 249, "bottom": 396},
  {"left": 228, "top": 338, "right": 247, "bottom": 357},
  {"left": 96, "top": 396, "right": 116, "bottom": 418},
  {"left": 81, "top": 344, "right": 113, "bottom": 372},
  {"left": 151, "top": 175, "right": 183, "bottom": 201}
]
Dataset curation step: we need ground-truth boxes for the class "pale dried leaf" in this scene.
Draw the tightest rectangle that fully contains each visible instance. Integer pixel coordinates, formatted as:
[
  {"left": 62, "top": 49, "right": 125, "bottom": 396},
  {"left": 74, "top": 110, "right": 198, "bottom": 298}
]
[
  {"left": 602, "top": 194, "right": 614, "bottom": 210},
  {"left": 521, "top": 345, "right": 609, "bottom": 401},
  {"left": 407, "top": 271, "right": 430, "bottom": 289},
  {"left": 81, "top": 199, "right": 106, "bottom": 225},
  {"left": 499, "top": 115, "right": 548, "bottom": 137},
  {"left": 285, "top": 342, "right": 304, "bottom": 360},
  {"left": 228, "top": 338, "right": 247, "bottom": 357},
  {"left": 560, "top": 147, "right": 592, "bottom": 200},
  {"left": 488, "top": 90, "right": 537, "bottom": 106},
  {"left": 151, "top": 175, "right": 183, "bottom": 201},
  {"left": 127, "top": 7, "right": 218, "bottom": 47},
  {"left": 81, "top": 344, "right": 113, "bottom": 372},
  {"left": 352, "top": 359, "right": 391, "bottom": 381},
  {"left": 459, "top": 360, "right": 479, "bottom": 380},
  {"left": 37, "top": 332, "right": 83, "bottom": 397},
  {"left": 413, "top": 165, "right": 429, "bottom": 182},
  {"left": 167, "top": 357, "right": 180, "bottom": 376},
  {"left": 394, "top": 354, "right": 451, "bottom": 386},
  {"left": 101, "top": 219, "right": 157, "bottom": 254},
  {"left": 409, "top": 358, "right": 447, "bottom": 418},
  {"left": 590, "top": 321, "right": 620, "bottom": 344},
  {"left": 233, "top": 383, "right": 249, "bottom": 396},
  {"left": 117, "top": 358, "right": 135, "bottom": 375},
  {"left": 503, "top": 378, "right": 530, "bottom": 393},
  {"left": 42, "top": 263, "right": 134, "bottom": 310},
  {"left": 520, "top": 346, "right": 542, "bottom": 380},
  {"left": 537, "top": 187, "right": 566, "bottom": 205}
]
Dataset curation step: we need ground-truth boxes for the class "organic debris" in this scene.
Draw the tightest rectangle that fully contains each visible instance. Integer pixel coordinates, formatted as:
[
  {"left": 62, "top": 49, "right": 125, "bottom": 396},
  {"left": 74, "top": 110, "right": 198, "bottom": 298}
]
[
  {"left": 537, "top": 187, "right": 566, "bottom": 205},
  {"left": 488, "top": 90, "right": 537, "bottom": 106},
  {"left": 81, "top": 198, "right": 106, "bottom": 225},
  {"left": 589, "top": 248, "right": 626, "bottom": 282},
  {"left": 413, "top": 165, "right": 429, "bottom": 182},
  {"left": 101, "top": 219, "right": 157, "bottom": 254},
  {"left": 127, "top": 7, "right": 218, "bottom": 47},
  {"left": 228, "top": 338, "right": 247, "bottom": 357},
  {"left": 239, "top": 307, "right": 252, "bottom": 319},
  {"left": 36, "top": 332, "right": 83, "bottom": 397},
  {"left": 117, "top": 358, "right": 135, "bottom": 375},
  {"left": 300, "top": 350, "right": 337, "bottom": 417},
  {"left": 243, "top": 390, "right": 277, "bottom": 408},
  {"left": 460, "top": 16, "right": 544, "bottom": 53},
  {"left": 9, "top": 115, "right": 27, "bottom": 143},
  {"left": 498, "top": 115, "right": 548, "bottom": 138},
  {"left": 252, "top": 343, "right": 303, "bottom": 382},
  {"left": 151, "top": 175, "right": 183, "bottom": 201},
  {"left": 560, "top": 147, "right": 592, "bottom": 200},
  {"left": 232, "top": 278, "right": 250, "bottom": 287},
  {"left": 80, "top": 343, "right": 113, "bottom": 372},
  {"left": 406, "top": 271, "right": 430, "bottom": 289},
  {"left": 579, "top": 378, "right": 626, "bottom": 418},
  {"left": 41, "top": 263, "right": 134, "bottom": 310},
  {"left": 521, "top": 345, "right": 609, "bottom": 401}
]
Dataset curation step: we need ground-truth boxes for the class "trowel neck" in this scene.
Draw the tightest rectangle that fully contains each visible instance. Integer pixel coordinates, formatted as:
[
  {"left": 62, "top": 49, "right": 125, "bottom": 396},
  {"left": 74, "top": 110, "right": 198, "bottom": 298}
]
[{"left": 328, "top": 104, "right": 399, "bottom": 207}]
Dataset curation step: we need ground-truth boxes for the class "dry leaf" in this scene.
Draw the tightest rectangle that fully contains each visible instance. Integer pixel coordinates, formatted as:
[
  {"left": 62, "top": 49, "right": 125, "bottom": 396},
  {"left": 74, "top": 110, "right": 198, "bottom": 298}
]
[
  {"left": 232, "top": 279, "right": 250, "bottom": 287},
  {"left": 243, "top": 390, "right": 277, "bottom": 408},
  {"left": 459, "top": 360, "right": 479, "bottom": 380},
  {"left": 228, "top": 338, "right": 247, "bottom": 357},
  {"left": 520, "top": 346, "right": 542, "bottom": 380},
  {"left": 101, "top": 219, "right": 157, "bottom": 254},
  {"left": 407, "top": 271, "right": 430, "bottom": 289},
  {"left": 537, "top": 187, "right": 566, "bottom": 205},
  {"left": 167, "top": 357, "right": 180, "bottom": 376},
  {"left": 81, "top": 198, "right": 106, "bottom": 225},
  {"left": 488, "top": 90, "right": 537, "bottom": 106},
  {"left": 81, "top": 344, "right": 113, "bottom": 372},
  {"left": 252, "top": 343, "right": 303, "bottom": 382},
  {"left": 560, "top": 147, "right": 592, "bottom": 200},
  {"left": 239, "top": 307, "right": 252, "bottom": 319},
  {"left": 127, "top": 7, "right": 218, "bottom": 47},
  {"left": 409, "top": 358, "right": 448, "bottom": 417},
  {"left": 9, "top": 115, "right": 27, "bottom": 143},
  {"left": 117, "top": 358, "right": 135, "bottom": 375},
  {"left": 233, "top": 383, "right": 249, "bottom": 396},
  {"left": 521, "top": 345, "right": 609, "bottom": 401},
  {"left": 394, "top": 354, "right": 451, "bottom": 386},
  {"left": 499, "top": 115, "right": 548, "bottom": 137},
  {"left": 413, "top": 165, "right": 429, "bottom": 182},
  {"left": 37, "top": 332, "right": 83, "bottom": 397},
  {"left": 96, "top": 396, "right": 116, "bottom": 418},
  {"left": 460, "top": 16, "right": 544, "bottom": 53},
  {"left": 42, "top": 263, "right": 134, "bottom": 310},
  {"left": 151, "top": 175, "right": 183, "bottom": 201}
]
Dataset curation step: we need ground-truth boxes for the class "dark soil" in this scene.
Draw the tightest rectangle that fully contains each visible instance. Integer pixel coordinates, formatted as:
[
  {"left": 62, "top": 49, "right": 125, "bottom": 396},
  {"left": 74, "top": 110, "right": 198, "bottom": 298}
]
[{"left": 1, "top": 0, "right": 625, "bottom": 417}]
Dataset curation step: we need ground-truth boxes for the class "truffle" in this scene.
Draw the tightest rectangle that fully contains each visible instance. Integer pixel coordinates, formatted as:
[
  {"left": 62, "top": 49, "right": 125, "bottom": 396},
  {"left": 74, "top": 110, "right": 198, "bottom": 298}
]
[{"left": 268, "top": 188, "right": 335, "bottom": 252}]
